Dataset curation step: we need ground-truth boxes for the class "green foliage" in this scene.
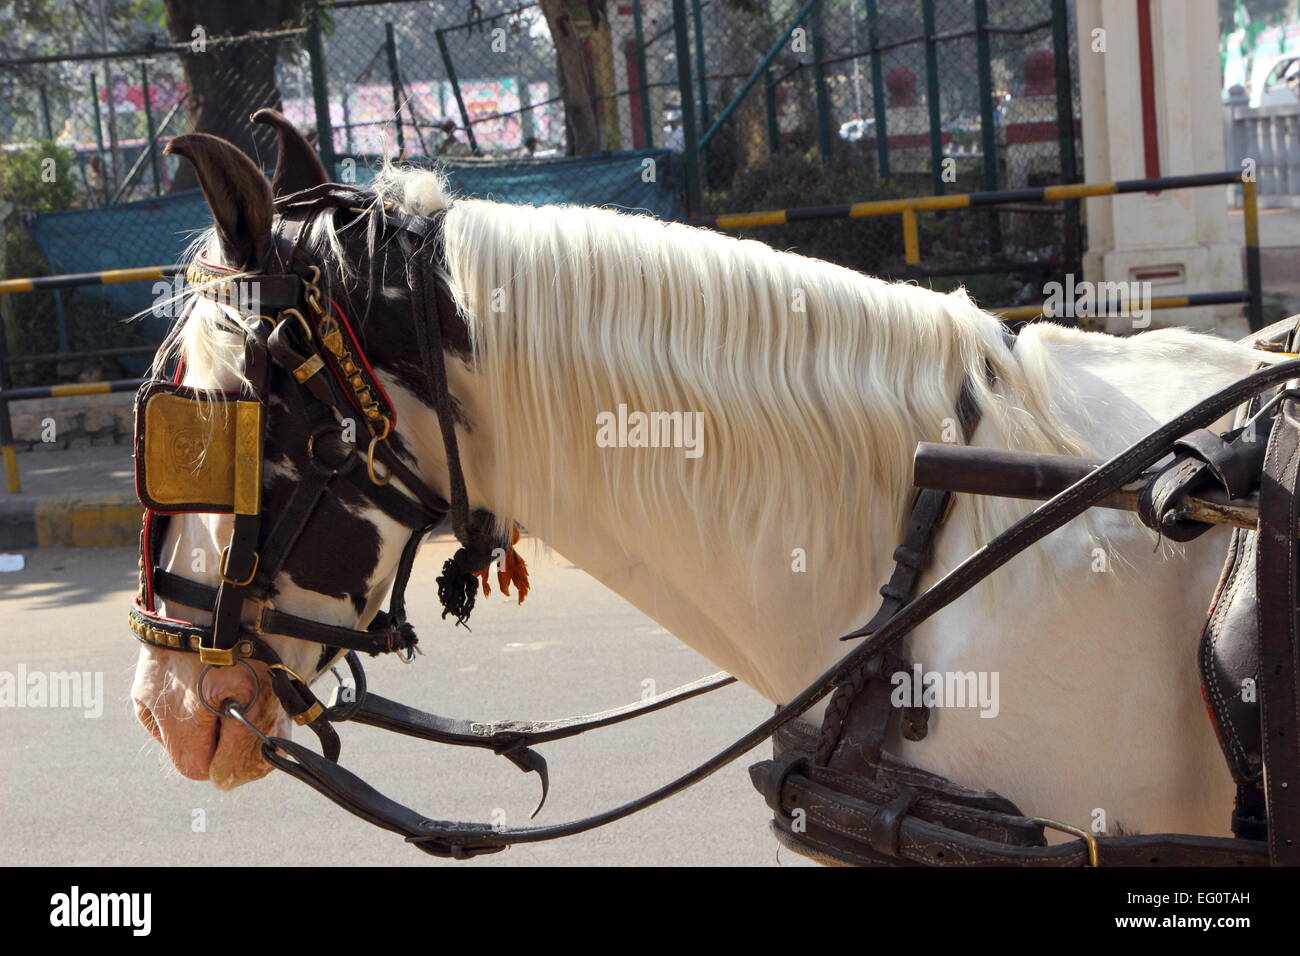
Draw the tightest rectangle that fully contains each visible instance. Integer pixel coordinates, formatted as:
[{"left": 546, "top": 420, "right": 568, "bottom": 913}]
[
  {"left": 1219, "top": 0, "right": 1291, "bottom": 29},
  {"left": 0, "top": 140, "right": 77, "bottom": 281}
]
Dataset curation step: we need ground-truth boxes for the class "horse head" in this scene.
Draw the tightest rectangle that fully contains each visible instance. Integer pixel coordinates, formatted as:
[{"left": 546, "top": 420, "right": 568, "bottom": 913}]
[{"left": 130, "top": 113, "right": 511, "bottom": 788}]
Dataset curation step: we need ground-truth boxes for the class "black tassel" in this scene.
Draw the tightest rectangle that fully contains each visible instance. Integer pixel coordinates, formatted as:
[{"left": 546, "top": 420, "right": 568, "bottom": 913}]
[{"left": 437, "top": 549, "right": 481, "bottom": 627}]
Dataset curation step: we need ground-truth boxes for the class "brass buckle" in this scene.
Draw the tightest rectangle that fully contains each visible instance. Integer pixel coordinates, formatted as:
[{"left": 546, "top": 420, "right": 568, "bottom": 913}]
[
  {"left": 293, "top": 702, "right": 324, "bottom": 726},
  {"left": 266, "top": 663, "right": 323, "bottom": 725},
  {"left": 1030, "top": 817, "right": 1099, "bottom": 867},
  {"left": 267, "top": 661, "right": 309, "bottom": 684},
  {"left": 219, "top": 545, "right": 259, "bottom": 587}
]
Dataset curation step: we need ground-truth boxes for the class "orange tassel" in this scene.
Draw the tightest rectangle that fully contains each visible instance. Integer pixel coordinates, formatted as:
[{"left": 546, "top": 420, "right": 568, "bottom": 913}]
[
  {"left": 472, "top": 525, "right": 530, "bottom": 605},
  {"left": 499, "top": 545, "right": 529, "bottom": 604}
]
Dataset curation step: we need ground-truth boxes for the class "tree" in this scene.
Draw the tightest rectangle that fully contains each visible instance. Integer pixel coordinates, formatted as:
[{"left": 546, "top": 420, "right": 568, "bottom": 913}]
[
  {"left": 538, "top": 0, "right": 602, "bottom": 155},
  {"left": 160, "top": 0, "right": 322, "bottom": 189}
]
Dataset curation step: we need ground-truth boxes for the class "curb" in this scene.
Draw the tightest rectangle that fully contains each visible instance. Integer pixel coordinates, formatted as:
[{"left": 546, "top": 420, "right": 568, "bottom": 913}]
[{"left": 0, "top": 493, "right": 141, "bottom": 550}]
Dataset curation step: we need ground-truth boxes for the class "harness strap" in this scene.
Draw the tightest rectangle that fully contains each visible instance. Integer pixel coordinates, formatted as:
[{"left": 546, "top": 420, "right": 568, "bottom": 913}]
[
  {"left": 1255, "top": 384, "right": 1300, "bottom": 864},
  {"left": 817, "top": 374, "right": 989, "bottom": 760},
  {"left": 759, "top": 760, "right": 1269, "bottom": 867},
  {"left": 337, "top": 671, "right": 736, "bottom": 751},
  {"left": 203, "top": 327, "right": 271, "bottom": 665}
]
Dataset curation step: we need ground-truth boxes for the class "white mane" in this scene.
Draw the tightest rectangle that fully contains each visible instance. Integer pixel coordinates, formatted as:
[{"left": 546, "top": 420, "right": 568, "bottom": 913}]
[{"left": 412, "top": 169, "right": 1092, "bottom": 585}]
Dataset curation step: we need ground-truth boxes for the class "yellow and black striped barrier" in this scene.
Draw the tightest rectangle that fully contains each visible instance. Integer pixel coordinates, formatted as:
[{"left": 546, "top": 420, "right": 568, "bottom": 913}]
[
  {"left": 992, "top": 290, "right": 1252, "bottom": 322},
  {"left": 0, "top": 379, "right": 145, "bottom": 495},
  {"left": 0, "top": 378, "right": 144, "bottom": 403},
  {"left": 694, "top": 170, "right": 1262, "bottom": 332},
  {"left": 0, "top": 263, "right": 179, "bottom": 495},
  {"left": 0, "top": 264, "right": 181, "bottom": 297}
]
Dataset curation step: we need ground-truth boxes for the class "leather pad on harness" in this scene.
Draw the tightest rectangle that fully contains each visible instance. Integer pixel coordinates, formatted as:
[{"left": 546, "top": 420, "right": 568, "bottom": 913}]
[{"left": 134, "top": 381, "right": 263, "bottom": 516}]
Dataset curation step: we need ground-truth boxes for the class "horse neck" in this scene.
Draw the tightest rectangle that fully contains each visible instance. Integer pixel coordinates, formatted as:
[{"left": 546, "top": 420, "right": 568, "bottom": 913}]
[{"left": 449, "top": 282, "right": 1004, "bottom": 703}]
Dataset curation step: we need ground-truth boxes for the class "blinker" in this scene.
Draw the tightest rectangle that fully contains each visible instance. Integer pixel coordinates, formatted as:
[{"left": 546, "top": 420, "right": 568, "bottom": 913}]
[{"left": 134, "top": 381, "right": 264, "bottom": 516}]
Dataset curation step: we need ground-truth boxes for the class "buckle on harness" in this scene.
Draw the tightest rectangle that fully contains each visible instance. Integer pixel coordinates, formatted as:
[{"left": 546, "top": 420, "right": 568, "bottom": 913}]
[
  {"left": 1030, "top": 817, "right": 1099, "bottom": 867},
  {"left": 220, "top": 545, "right": 260, "bottom": 587}
]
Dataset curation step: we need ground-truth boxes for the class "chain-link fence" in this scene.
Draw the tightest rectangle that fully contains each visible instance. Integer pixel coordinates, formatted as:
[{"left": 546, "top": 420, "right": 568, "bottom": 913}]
[
  {"left": 0, "top": 30, "right": 304, "bottom": 207},
  {"left": 0, "top": 29, "right": 305, "bottom": 383},
  {"left": 689, "top": 0, "right": 1080, "bottom": 306},
  {"left": 1, "top": 0, "right": 1083, "bottom": 384},
  {"left": 313, "top": 0, "right": 685, "bottom": 207}
]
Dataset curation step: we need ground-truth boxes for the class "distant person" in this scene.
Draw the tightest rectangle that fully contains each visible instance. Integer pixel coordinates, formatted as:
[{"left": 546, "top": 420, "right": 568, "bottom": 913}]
[
  {"left": 665, "top": 110, "right": 684, "bottom": 152},
  {"left": 436, "top": 119, "right": 471, "bottom": 156},
  {"left": 509, "top": 135, "right": 540, "bottom": 159}
]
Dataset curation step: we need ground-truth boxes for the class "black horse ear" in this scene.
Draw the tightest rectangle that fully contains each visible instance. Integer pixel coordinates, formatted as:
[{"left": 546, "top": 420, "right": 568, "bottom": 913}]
[
  {"left": 164, "top": 133, "right": 274, "bottom": 271},
  {"left": 251, "top": 108, "right": 329, "bottom": 197}
]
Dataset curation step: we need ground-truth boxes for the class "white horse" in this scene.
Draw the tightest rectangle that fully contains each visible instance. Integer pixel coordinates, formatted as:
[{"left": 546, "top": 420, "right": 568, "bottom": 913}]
[{"left": 132, "top": 155, "right": 1264, "bottom": 846}]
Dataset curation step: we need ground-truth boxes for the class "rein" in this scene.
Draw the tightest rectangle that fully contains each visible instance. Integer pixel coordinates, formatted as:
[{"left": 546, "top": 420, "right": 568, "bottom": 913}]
[{"left": 131, "top": 182, "right": 1300, "bottom": 863}]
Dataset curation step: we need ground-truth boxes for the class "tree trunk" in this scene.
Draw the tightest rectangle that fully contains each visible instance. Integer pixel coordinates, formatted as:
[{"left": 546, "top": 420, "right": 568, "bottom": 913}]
[
  {"left": 163, "top": 0, "right": 285, "bottom": 191},
  {"left": 539, "top": 0, "right": 601, "bottom": 155}
]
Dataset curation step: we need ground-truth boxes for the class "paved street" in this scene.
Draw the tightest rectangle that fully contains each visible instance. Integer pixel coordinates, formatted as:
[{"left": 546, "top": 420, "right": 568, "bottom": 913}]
[{"left": 0, "top": 541, "right": 814, "bottom": 867}]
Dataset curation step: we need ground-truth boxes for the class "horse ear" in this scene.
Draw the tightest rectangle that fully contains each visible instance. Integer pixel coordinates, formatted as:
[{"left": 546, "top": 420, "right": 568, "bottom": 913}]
[
  {"left": 250, "top": 108, "right": 329, "bottom": 197},
  {"left": 164, "top": 133, "right": 274, "bottom": 271}
]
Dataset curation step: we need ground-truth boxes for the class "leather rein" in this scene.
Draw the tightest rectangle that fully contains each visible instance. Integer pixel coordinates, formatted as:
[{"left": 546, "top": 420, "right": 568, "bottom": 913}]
[{"left": 129, "top": 184, "right": 1300, "bottom": 862}]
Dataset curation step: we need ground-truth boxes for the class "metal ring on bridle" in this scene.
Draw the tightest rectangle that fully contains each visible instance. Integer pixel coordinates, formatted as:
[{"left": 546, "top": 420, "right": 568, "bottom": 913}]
[
  {"left": 276, "top": 306, "right": 313, "bottom": 342},
  {"left": 197, "top": 659, "right": 262, "bottom": 718},
  {"left": 326, "top": 651, "right": 369, "bottom": 721},
  {"left": 366, "top": 415, "right": 393, "bottom": 486},
  {"left": 305, "top": 264, "right": 325, "bottom": 316}
]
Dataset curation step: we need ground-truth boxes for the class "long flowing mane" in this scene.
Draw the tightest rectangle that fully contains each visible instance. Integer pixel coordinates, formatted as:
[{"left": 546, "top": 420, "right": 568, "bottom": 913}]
[{"left": 393, "top": 170, "right": 1092, "bottom": 573}]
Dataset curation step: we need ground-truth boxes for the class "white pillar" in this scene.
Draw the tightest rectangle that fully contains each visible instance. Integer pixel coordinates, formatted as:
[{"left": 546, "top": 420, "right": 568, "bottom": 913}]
[{"left": 1077, "top": 0, "right": 1241, "bottom": 335}]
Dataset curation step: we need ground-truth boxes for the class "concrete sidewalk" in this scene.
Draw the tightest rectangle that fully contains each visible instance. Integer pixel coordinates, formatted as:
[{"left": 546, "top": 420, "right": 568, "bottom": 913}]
[{"left": 0, "top": 443, "right": 139, "bottom": 549}]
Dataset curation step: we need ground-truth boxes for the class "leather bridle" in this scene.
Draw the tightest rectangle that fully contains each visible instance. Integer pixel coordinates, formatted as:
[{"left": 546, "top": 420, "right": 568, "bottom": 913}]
[{"left": 131, "top": 183, "right": 474, "bottom": 758}]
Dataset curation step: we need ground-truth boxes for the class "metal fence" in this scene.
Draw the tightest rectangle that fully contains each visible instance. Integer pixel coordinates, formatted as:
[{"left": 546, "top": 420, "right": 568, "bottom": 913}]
[
  {"left": 1224, "top": 94, "right": 1300, "bottom": 209},
  {"left": 0, "top": 0, "right": 1083, "bottom": 387},
  {"left": 0, "top": 29, "right": 303, "bottom": 206},
  {"left": 684, "top": 0, "right": 1080, "bottom": 297}
]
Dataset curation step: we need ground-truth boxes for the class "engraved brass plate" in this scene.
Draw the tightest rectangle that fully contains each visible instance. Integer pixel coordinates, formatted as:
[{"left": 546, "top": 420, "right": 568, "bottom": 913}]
[{"left": 137, "top": 386, "right": 262, "bottom": 515}]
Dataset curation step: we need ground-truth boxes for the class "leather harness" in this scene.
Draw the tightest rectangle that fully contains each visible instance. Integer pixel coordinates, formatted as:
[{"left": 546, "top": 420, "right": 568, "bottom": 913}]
[{"left": 131, "top": 183, "right": 1300, "bottom": 863}]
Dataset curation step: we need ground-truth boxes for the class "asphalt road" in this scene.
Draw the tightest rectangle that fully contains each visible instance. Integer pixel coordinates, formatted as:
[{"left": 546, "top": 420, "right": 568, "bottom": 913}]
[{"left": 0, "top": 541, "right": 815, "bottom": 867}]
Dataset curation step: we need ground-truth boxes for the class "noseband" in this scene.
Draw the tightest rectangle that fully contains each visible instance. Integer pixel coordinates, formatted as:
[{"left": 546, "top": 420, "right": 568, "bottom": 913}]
[{"left": 129, "top": 184, "right": 495, "bottom": 758}]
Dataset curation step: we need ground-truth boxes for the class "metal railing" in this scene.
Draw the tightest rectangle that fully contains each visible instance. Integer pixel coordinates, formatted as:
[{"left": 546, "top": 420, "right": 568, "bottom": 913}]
[
  {"left": 0, "top": 265, "right": 178, "bottom": 493},
  {"left": 694, "top": 170, "right": 1261, "bottom": 330},
  {"left": 1225, "top": 98, "right": 1300, "bottom": 209}
]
